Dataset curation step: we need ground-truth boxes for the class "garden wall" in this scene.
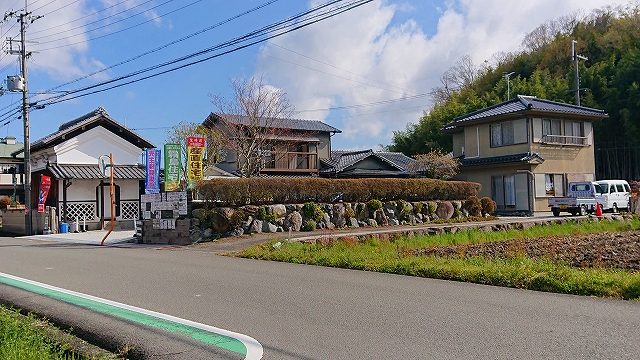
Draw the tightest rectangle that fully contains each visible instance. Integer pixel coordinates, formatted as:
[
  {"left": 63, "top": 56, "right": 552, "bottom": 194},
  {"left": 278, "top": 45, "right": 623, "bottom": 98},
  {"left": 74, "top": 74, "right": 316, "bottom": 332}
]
[{"left": 192, "top": 197, "right": 495, "bottom": 237}]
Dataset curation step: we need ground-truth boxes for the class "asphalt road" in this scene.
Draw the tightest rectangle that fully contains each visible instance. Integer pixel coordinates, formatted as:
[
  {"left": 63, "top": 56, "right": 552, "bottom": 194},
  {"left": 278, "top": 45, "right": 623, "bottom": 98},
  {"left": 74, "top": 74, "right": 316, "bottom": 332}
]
[{"left": 0, "top": 237, "right": 639, "bottom": 359}]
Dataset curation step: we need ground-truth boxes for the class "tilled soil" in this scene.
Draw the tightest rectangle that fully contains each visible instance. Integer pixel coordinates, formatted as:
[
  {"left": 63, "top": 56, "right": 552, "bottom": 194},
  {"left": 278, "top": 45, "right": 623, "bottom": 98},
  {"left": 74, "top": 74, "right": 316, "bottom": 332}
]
[{"left": 409, "top": 231, "right": 640, "bottom": 270}]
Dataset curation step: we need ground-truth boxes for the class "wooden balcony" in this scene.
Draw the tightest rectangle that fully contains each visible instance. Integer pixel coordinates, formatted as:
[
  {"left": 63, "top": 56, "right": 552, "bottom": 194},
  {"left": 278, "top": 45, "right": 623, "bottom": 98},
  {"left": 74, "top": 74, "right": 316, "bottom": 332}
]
[{"left": 262, "top": 151, "right": 318, "bottom": 173}]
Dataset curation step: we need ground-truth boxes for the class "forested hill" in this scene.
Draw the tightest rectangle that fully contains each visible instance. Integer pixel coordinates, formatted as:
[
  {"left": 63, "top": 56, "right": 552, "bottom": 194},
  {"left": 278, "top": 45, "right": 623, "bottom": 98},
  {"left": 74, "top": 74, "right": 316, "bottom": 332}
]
[{"left": 389, "top": 6, "right": 640, "bottom": 180}]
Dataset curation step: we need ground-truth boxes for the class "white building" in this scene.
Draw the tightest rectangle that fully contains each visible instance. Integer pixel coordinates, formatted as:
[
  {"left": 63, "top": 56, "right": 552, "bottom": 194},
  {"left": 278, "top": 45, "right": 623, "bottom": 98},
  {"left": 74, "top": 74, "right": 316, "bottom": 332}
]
[{"left": 13, "top": 107, "right": 154, "bottom": 230}]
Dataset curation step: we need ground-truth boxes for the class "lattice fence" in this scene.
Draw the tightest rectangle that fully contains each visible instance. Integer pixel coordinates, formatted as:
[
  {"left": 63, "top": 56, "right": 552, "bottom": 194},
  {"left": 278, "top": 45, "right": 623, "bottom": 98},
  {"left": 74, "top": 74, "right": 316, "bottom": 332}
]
[
  {"left": 121, "top": 201, "right": 139, "bottom": 220},
  {"left": 60, "top": 202, "right": 96, "bottom": 221}
]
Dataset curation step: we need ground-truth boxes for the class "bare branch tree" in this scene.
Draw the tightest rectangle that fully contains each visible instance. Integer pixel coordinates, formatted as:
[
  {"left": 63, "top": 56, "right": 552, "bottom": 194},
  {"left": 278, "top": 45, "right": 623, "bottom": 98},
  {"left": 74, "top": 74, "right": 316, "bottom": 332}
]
[
  {"left": 408, "top": 150, "right": 460, "bottom": 180},
  {"left": 210, "top": 77, "right": 295, "bottom": 178},
  {"left": 165, "top": 122, "right": 226, "bottom": 189}
]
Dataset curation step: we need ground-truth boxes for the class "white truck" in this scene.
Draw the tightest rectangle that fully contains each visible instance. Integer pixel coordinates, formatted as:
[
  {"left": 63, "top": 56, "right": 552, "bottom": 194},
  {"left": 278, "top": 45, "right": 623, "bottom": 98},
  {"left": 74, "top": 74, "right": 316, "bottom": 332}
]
[{"left": 548, "top": 181, "right": 602, "bottom": 217}]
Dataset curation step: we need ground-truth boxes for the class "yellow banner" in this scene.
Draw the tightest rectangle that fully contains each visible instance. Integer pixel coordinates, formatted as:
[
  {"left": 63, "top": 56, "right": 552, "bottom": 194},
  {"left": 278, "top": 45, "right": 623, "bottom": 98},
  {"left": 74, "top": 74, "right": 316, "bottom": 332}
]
[{"left": 187, "top": 136, "right": 205, "bottom": 184}]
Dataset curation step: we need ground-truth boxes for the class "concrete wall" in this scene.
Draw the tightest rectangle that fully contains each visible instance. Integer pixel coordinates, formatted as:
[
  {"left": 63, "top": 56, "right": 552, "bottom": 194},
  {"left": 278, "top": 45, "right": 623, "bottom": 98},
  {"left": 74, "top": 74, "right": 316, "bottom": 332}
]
[{"left": 463, "top": 120, "right": 530, "bottom": 158}]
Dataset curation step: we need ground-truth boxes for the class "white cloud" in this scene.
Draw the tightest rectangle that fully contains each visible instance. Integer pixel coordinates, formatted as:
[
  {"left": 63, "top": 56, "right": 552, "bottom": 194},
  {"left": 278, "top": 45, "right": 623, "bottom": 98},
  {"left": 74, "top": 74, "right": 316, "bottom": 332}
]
[{"left": 255, "top": 0, "right": 630, "bottom": 149}]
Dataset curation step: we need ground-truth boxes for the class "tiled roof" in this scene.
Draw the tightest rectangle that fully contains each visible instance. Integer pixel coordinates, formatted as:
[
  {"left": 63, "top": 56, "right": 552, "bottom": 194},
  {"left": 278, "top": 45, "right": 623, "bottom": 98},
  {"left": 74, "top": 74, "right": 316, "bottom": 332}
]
[
  {"left": 48, "top": 164, "right": 146, "bottom": 180},
  {"left": 205, "top": 113, "right": 341, "bottom": 133},
  {"left": 320, "top": 149, "right": 416, "bottom": 174},
  {"left": 0, "top": 139, "right": 23, "bottom": 159},
  {"left": 460, "top": 152, "right": 544, "bottom": 167},
  {"left": 14, "top": 107, "right": 154, "bottom": 156},
  {"left": 444, "top": 95, "right": 608, "bottom": 131}
]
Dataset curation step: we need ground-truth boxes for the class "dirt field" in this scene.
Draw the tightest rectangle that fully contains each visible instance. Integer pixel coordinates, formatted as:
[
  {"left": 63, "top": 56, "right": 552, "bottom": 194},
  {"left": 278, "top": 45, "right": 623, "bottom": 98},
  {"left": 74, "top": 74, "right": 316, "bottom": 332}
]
[{"left": 410, "top": 230, "right": 640, "bottom": 270}]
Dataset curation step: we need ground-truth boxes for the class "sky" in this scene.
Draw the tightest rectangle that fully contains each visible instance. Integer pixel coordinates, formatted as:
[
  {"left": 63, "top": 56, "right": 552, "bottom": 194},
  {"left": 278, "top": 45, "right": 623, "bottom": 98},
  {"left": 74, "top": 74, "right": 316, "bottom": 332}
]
[{"left": 0, "top": 0, "right": 632, "bottom": 152}]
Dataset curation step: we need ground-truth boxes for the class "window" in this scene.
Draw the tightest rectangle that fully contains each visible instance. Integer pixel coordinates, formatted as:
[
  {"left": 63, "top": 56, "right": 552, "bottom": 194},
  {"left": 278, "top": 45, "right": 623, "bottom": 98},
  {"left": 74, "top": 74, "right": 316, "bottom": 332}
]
[
  {"left": 624, "top": 184, "right": 631, "bottom": 192},
  {"left": 616, "top": 184, "right": 624, "bottom": 192},
  {"left": 545, "top": 174, "right": 555, "bottom": 196},
  {"left": 571, "top": 183, "right": 590, "bottom": 192},
  {"left": 504, "top": 175, "right": 516, "bottom": 206},
  {"left": 490, "top": 119, "right": 526, "bottom": 147},
  {"left": 491, "top": 175, "right": 516, "bottom": 208},
  {"left": 542, "top": 119, "right": 561, "bottom": 137},
  {"left": 610, "top": 185, "right": 616, "bottom": 193}
]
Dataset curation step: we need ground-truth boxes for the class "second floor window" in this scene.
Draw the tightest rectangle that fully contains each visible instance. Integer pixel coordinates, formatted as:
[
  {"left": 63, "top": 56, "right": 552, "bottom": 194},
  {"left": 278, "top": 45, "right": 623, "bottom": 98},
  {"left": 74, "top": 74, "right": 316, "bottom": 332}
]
[
  {"left": 542, "top": 119, "right": 562, "bottom": 137},
  {"left": 490, "top": 119, "right": 526, "bottom": 147}
]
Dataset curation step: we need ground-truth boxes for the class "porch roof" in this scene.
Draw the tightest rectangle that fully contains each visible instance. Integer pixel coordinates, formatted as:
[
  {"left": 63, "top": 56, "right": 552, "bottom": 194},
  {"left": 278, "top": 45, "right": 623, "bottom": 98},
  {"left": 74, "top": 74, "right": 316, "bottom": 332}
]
[
  {"left": 460, "top": 152, "right": 544, "bottom": 167},
  {"left": 48, "top": 164, "right": 145, "bottom": 180}
]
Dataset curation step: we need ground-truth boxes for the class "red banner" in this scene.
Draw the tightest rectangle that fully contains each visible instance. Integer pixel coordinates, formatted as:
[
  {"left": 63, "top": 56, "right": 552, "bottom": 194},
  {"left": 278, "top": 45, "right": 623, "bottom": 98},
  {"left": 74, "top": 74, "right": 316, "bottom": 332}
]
[{"left": 38, "top": 175, "right": 51, "bottom": 213}]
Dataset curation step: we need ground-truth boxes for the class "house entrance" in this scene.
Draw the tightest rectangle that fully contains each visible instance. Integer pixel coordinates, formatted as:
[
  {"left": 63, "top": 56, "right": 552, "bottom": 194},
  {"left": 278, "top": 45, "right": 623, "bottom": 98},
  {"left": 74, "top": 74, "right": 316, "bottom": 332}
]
[{"left": 96, "top": 182, "right": 120, "bottom": 222}]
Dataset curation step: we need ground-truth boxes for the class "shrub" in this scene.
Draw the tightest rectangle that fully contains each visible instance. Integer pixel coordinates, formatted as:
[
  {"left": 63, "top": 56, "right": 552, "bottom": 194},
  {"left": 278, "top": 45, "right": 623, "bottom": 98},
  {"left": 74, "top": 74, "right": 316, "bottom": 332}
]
[
  {"left": 355, "top": 203, "right": 366, "bottom": 219},
  {"left": 427, "top": 201, "right": 437, "bottom": 215},
  {"left": 0, "top": 196, "right": 11, "bottom": 210},
  {"left": 398, "top": 201, "right": 413, "bottom": 221},
  {"left": 197, "top": 178, "right": 480, "bottom": 205},
  {"left": 302, "top": 202, "right": 324, "bottom": 222},
  {"left": 480, "top": 197, "right": 497, "bottom": 215},
  {"left": 302, "top": 220, "right": 317, "bottom": 232},
  {"left": 229, "top": 209, "right": 247, "bottom": 228},
  {"left": 256, "top": 207, "right": 276, "bottom": 223},
  {"left": 367, "top": 199, "right": 383, "bottom": 211},
  {"left": 409, "top": 149, "right": 460, "bottom": 179},
  {"left": 463, "top": 196, "right": 482, "bottom": 217},
  {"left": 413, "top": 202, "right": 423, "bottom": 214},
  {"left": 344, "top": 207, "right": 356, "bottom": 220}
]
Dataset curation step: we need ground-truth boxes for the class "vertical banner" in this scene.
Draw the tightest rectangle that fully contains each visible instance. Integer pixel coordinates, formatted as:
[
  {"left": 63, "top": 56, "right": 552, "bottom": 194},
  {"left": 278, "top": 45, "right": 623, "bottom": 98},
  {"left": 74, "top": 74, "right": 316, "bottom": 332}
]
[
  {"left": 145, "top": 148, "right": 161, "bottom": 194},
  {"left": 187, "top": 136, "right": 205, "bottom": 186},
  {"left": 164, "top": 143, "right": 181, "bottom": 192},
  {"left": 37, "top": 175, "right": 51, "bottom": 213}
]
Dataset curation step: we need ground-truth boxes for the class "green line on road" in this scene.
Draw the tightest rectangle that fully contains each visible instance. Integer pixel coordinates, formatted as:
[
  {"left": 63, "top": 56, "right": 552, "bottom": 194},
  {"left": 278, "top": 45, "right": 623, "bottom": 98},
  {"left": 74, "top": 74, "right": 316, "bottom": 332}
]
[{"left": 0, "top": 274, "right": 247, "bottom": 356}]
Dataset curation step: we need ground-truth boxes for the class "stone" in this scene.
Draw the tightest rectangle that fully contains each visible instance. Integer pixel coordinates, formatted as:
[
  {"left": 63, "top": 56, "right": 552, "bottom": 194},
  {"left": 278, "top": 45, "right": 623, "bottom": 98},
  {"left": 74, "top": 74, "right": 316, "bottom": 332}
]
[
  {"left": 249, "top": 219, "right": 263, "bottom": 234},
  {"left": 318, "top": 221, "right": 326, "bottom": 229},
  {"left": 358, "top": 221, "right": 367, "bottom": 227},
  {"left": 240, "top": 205, "right": 260, "bottom": 217},
  {"left": 262, "top": 221, "right": 278, "bottom": 233},
  {"left": 326, "top": 221, "right": 335, "bottom": 230},
  {"left": 436, "top": 201, "right": 454, "bottom": 220},
  {"left": 285, "top": 204, "right": 296, "bottom": 213},
  {"left": 230, "top": 227, "right": 244, "bottom": 236},
  {"left": 389, "top": 219, "right": 399, "bottom": 226},
  {"left": 285, "top": 211, "right": 303, "bottom": 232},
  {"left": 408, "top": 214, "right": 416, "bottom": 224},
  {"left": 374, "top": 209, "right": 389, "bottom": 226},
  {"left": 323, "top": 213, "right": 331, "bottom": 224},
  {"left": 348, "top": 218, "right": 359, "bottom": 228},
  {"left": 269, "top": 204, "right": 287, "bottom": 219},
  {"left": 210, "top": 207, "right": 235, "bottom": 233},
  {"left": 384, "top": 208, "right": 395, "bottom": 218},
  {"left": 191, "top": 208, "right": 206, "bottom": 221},
  {"left": 203, "top": 228, "right": 213, "bottom": 238},
  {"left": 367, "top": 219, "right": 378, "bottom": 227},
  {"left": 332, "top": 203, "right": 346, "bottom": 227},
  {"left": 416, "top": 213, "right": 423, "bottom": 221},
  {"left": 276, "top": 226, "right": 284, "bottom": 232},
  {"left": 294, "top": 204, "right": 303, "bottom": 211},
  {"left": 415, "top": 218, "right": 423, "bottom": 224}
]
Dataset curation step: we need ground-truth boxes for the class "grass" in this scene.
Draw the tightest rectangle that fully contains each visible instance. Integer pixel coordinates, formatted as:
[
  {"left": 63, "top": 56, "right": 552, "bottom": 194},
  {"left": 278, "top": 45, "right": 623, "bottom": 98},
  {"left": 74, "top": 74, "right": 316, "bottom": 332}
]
[
  {"left": 238, "top": 218, "right": 640, "bottom": 300},
  {"left": 0, "top": 306, "right": 111, "bottom": 360}
]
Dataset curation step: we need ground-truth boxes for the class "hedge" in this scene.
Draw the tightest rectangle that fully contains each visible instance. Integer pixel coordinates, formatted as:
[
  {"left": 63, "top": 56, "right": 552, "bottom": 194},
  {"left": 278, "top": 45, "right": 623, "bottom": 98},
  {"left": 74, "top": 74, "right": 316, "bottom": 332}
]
[{"left": 197, "top": 178, "right": 480, "bottom": 205}]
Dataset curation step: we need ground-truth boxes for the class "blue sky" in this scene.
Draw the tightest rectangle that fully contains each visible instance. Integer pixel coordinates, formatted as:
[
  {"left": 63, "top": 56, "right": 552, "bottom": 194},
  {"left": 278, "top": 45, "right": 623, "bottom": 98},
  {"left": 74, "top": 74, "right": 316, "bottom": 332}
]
[{"left": 0, "top": 0, "right": 629, "bottom": 152}]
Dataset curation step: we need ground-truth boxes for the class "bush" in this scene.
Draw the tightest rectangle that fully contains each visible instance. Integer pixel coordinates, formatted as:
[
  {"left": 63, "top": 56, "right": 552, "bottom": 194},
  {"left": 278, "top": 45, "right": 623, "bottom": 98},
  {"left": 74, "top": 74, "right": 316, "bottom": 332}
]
[
  {"left": 367, "top": 199, "right": 383, "bottom": 211},
  {"left": 480, "top": 197, "right": 497, "bottom": 215},
  {"left": 0, "top": 196, "right": 11, "bottom": 210},
  {"left": 398, "top": 201, "right": 412, "bottom": 221},
  {"left": 409, "top": 150, "right": 460, "bottom": 179},
  {"left": 197, "top": 178, "right": 480, "bottom": 205},
  {"left": 344, "top": 207, "right": 356, "bottom": 220},
  {"left": 302, "top": 220, "right": 317, "bottom": 232},
  {"left": 229, "top": 209, "right": 247, "bottom": 228},
  {"left": 302, "top": 202, "right": 324, "bottom": 222},
  {"left": 427, "top": 201, "right": 437, "bottom": 215},
  {"left": 463, "top": 196, "right": 482, "bottom": 217},
  {"left": 256, "top": 207, "right": 276, "bottom": 223},
  {"left": 355, "top": 203, "right": 366, "bottom": 219}
]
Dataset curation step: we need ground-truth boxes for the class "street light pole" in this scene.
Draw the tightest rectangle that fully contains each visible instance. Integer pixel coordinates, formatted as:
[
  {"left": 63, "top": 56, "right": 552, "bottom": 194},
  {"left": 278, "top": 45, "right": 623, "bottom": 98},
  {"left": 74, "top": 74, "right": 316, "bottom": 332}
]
[{"left": 503, "top": 72, "right": 515, "bottom": 100}]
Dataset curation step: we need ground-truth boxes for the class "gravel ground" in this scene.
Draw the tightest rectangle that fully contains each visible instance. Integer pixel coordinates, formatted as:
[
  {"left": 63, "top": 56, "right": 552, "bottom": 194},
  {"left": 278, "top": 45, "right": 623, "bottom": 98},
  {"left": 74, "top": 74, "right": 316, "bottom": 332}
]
[{"left": 410, "top": 231, "right": 640, "bottom": 270}]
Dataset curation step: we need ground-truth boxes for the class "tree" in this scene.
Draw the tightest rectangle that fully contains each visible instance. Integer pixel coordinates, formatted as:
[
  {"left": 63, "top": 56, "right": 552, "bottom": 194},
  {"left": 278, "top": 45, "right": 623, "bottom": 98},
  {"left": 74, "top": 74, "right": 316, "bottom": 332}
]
[
  {"left": 165, "top": 122, "right": 226, "bottom": 189},
  {"left": 210, "top": 77, "right": 295, "bottom": 178},
  {"left": 408, "top": 150, "right": 460, "bottom": 180}
]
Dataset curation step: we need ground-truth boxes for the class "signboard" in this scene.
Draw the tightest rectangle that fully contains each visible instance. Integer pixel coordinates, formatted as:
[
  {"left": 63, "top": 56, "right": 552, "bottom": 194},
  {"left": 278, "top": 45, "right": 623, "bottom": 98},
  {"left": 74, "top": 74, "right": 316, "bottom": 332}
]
[
  {"left": 187, "top": 136, "right": 205, "bottom": 186},
  {"left": 145, "top": 148, "right": 161, "bottom": 194},
  {"left": 164, "top": 143, "right": 181, "bottom": 192},
  {"left": 141, "top": 191, "right": 188, "bottom": 229},
  {"left": 37, "top": 175, "right": 51, "bottom": 213}
]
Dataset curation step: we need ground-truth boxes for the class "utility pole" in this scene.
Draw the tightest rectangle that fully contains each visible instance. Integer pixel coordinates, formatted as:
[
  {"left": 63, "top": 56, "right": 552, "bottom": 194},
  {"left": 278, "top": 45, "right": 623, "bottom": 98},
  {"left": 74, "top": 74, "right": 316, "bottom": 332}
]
[
  {"left": 572, "top": 40, "right": 588, "bottom": 106},
  {"left": 4, "top": 1, "right": 41, "bottom": 235},
  {"left": 503, "top": 72, "right": 515, "bottom": 101}
]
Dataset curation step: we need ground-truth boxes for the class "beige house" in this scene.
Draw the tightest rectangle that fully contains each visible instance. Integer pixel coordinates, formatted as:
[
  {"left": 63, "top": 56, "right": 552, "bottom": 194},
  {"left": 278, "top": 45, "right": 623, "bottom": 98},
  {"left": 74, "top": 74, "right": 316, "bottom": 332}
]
[{"left": 444, "top": 95, "right": 608, "bottom": 214}]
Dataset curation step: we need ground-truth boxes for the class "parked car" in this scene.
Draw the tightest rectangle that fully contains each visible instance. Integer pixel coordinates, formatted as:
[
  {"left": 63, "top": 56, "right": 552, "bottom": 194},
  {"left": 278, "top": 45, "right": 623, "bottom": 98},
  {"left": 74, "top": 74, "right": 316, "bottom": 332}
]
[
  {"left": 594, "top": 180, "right": 631, "bottom": 212},
  {"left": 548, "top": 181, "right": 601, "bottom": 217}
]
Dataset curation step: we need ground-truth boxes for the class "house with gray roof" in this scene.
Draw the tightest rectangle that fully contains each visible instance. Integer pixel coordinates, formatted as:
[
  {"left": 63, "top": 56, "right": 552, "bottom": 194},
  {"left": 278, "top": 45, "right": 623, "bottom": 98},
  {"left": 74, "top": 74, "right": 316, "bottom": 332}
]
[
  {"left": 320, "top": 150, "right": 416, "bottom": 178},
  {"left": 203, "top": 113, "right": 341, "bottom": 176},
  {"left": 444, "top": 95, "right": 608, "bottom": 214}
]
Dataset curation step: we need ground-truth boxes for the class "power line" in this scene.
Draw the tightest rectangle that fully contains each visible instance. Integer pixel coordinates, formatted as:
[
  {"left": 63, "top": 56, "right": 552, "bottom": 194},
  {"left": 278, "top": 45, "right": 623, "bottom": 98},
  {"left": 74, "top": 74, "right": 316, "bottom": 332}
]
[
  {"left": 36, "top": 0, "right": 83, "bottom": 17},
  {"left": 34, "top": 0, "right": 356, "bottom": 106},
  {"left": 31, "top": 0, "right": 174, "bottom": 42},
  {"left": 36, "top": 0, "right": 281, "bottom": 95},
  {"left": 292, "top": 93, "right": 428, "bottom": 113},
  {"left": 29, "top": 0, "right": 150, "bottom": 35}
]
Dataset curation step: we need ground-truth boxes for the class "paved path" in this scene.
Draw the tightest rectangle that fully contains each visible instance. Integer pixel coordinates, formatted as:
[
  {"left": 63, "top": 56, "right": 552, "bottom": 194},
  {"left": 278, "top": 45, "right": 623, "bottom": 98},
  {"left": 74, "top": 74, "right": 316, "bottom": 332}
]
[
  {"left": 0, "top": 236, "right": 637, "bottom": 359},
  {"left": 20, "top": 230, "right": 135, "bottom": 245}
]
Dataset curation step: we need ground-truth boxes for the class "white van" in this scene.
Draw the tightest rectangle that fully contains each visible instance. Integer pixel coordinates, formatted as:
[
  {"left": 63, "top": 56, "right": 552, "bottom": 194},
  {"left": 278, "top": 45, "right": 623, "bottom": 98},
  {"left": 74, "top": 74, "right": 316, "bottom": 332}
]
[{"left": 594, "top": 180, "right": 631, "bottom": 212}]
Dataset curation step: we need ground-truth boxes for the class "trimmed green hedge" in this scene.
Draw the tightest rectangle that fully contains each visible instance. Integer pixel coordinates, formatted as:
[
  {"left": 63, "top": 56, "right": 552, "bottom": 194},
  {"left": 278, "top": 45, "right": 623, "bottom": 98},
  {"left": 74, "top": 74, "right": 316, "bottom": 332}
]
[{"left": 197, "top": 178, "right": 480, "bottom": 205}]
